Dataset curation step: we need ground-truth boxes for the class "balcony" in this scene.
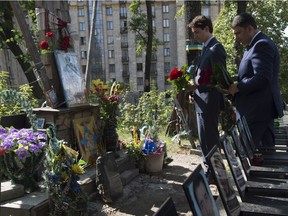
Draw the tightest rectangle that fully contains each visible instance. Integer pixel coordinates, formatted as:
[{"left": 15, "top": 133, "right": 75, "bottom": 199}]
[
  {"left": 119, "top": 0, "right": 126, "bottom": 4},
  {"left": 120, "top": 13, "right": 127, "bottom": 19},
  {"left": 121, "top": 42, "right": 128, "bottom": 48},
  {"left": 122, "top": 56, "right": 129, "bottom": 62},
  {"left": 120, "top": 27, "right": 128, "bottom": 34},
  {"left": 122, "top": 70, "right": 129, "bottom": 77}
]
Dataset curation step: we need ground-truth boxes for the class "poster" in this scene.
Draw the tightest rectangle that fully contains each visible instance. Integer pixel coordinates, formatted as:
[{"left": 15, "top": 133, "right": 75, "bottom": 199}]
[{"left": 54, "top": 50, "right": 86, "bottom": 107}]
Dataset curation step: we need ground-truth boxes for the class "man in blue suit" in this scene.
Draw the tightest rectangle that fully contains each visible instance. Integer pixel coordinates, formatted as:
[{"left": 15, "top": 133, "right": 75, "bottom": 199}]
[
  {"left": 229, "top": 13, "right": 284, "bottom": 149},
  {"left": 188, "top": 16, "right": 227, "bottom": 164}
]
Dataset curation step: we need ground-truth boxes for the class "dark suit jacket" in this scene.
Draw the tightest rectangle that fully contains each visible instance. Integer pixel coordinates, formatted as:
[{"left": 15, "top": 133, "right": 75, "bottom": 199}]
[
  {"left": 234, "top": 32, "right": 283, "bottom": 124},
  {"left": 194, "top": 37, "right": 226, "bottom": 114}
]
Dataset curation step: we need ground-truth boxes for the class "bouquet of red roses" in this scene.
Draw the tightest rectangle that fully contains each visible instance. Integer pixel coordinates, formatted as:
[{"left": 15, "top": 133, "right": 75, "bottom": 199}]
[
  {"left": 167, "top": 65, "right": 191, "bottom": 93},
  {"left": 197, "top": 63, "right": 232, "bottom": 94}
]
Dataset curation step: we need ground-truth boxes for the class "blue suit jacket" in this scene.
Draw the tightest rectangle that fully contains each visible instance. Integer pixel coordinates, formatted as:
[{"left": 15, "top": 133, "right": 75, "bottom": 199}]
[
  {"left": 234, "top": 32, "right": 283, "bottom": 123},
  {"left": 194, "top": 37, "right": 226, "bottom": 114}
]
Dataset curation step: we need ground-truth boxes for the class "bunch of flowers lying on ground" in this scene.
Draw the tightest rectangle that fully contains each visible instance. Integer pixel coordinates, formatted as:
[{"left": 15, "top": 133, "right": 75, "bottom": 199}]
[
  {"left": 167, "top": 65, "right": 191, "bottom": 93},
  {"left": 90, "top": 79, "right": 125, "bottom": 126},
  {"left": 197, "top": 63, "right": 232, "bottom": 94},
  {"left": 45, "top": 125, "right": 87, "bottom": 215}
]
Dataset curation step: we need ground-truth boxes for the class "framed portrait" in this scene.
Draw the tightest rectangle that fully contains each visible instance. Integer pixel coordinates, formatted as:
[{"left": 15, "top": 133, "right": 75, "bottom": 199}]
[
  {"left": 182, "top": 164, "right": 220, "bottom": 216},
  {"left": 206, "top": 146, "right": 241, "bottom": 216},
  {"left": 236, "top": 119, "right": 254, "bottom": 160},
  {"left": 36, "top": 118, "right": 45, "bottom": 129},
  {"left": 54, "top": 50, "right": 87, "bottom": 107},
  {"left": 73, "top": 116, "right": 98, "bottom": 164},
  {"left": 221, "top": 135, "right": 247, "bottom": 200}
]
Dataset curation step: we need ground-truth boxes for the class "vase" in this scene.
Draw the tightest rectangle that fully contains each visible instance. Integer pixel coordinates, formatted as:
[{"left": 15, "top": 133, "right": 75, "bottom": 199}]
[
  {"left": 103, "top": 124, "right": 119, "bottom": 152},
  {"left": 144, "top": 152, "right": 165, "bottom": 173}
]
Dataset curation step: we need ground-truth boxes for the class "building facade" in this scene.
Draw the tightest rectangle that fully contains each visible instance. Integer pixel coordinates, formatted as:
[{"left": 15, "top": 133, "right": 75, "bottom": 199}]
[{"left": 68, "top": 0, "right": 223, "bottom": 92}]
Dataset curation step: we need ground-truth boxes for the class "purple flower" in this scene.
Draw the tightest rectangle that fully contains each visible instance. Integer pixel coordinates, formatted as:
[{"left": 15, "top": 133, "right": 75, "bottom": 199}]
[
  {"left": 0, "top": 128, "right": 7, "bottom": 135},
  {"left": 38, "top": 141, "right": 46, "bottom": 148},
  {"left": 37, "top": 132, "right": 47, "bottom": 140},
  {"left": 18, "top": 139, "right": 28, "bottom": 146},
  {"left": 29, "top": 144, "right": 40, "bottom": 153},
  {"left": 2, "top": 137, "right": 14, "bottom": 150},
  {"left": 16, "top": 147, "right": 29, "bottom": 160},
  {"left": 9, "top": 128, "right": 18, "bottom": 134}
]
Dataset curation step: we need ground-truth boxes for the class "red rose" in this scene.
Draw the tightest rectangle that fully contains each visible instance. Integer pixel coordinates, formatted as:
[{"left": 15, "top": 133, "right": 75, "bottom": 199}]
[
  {"left": 169, "top": 68, "right": 183, "bottom": 81},
  {"left": 0, "top": 146, "right": 5, "bottom": 156},
  {"left": 198, "top": 68, "right": 212, "bottom": 85},
  {"left": 45, "top": 31, "right": 53, "bottom": 38},
  {"left": 40, "top": 40, "right": 49, "bottom": 50}
]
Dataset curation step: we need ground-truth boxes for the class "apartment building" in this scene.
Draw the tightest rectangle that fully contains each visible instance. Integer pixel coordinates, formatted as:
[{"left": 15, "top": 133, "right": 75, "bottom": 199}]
[{"left": 69, "top": 0, "right": 222, "bottom": 92}]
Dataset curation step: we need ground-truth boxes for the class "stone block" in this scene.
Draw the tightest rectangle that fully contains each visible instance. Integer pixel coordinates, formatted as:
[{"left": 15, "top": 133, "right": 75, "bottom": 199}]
[
  {"left": 1, "top": 181, "right": 25, "bottom": 202},
  {"left": 120, "top": 168, "right": 139, "bottom": 186},
  {"left": 1, "top": 191, "right": 49, "bottom": 216}
]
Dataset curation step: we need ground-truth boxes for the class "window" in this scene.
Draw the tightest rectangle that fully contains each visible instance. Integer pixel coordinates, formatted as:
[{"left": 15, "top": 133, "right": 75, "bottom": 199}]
[
  {"left": 106, "top": 7, "right": 112, "bottom": 15},
  {"left": 122, "top": 48, "right": 129, "bottom": 61},
  {"left": 80, "top": 51, "right": 87, "bottom": 59},
  {"left": 151, "top": 63, "right": 157, "bottom": 75},
  {"left": 137, "top": 63, "right": 143, "bottom": 71},
  {"left": 120, "top": 6, "right": 127, "bottom": 17},
  {"left": 108, "top": 50, "right": 114, "bottom": 58},
  {"left": 162, "top": 5, "right": 169, "bottom": 13},
  {"left": 78, "top": 8, "right": 84, "bottom": 16},
  {"left": 164, "top": 62, "right": 171, "bottom": 73},
  {"left": 109, "top": 64, "right": 115, "bottom": 73},
  {"left": 80, "top": 37, "right": 86, "bottom": 45},
  {"left": 151, "top": 5, "right": 155, "bottom": 16},
  {"left": 137, "top": 77, "right": 143, "bottom": 85},
  {"left": 163, "top": 19, "right": 169, "bottom": 28},
  {"left": 82, "top": 65, "right": 86, "bottom": 73},
  {"left": 120, "top": 20, "right": 127, "bottom": 29},
  {"left": 79, "top": 22, "right": 86, "bottom": 31},
  {"left": 107, "top": 21, "right": 113, "bottom": 30},
  {"left": 164, "top": 48, "right": 170, "bottom": 56},
  {"left": 152, "top": 20, "right": 156, "bottom": 29},
  {"left": 163, "top": 33, "right": 170, "bottom": 42},
  {"left": 123, "top": 64, "right": 129, "bottom": 75},
  {"left": 107, "top": 35, "right": 114, "bottom": 44}
]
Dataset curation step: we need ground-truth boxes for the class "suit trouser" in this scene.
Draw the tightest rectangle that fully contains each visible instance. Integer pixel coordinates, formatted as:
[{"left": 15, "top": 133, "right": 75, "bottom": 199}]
[
  {"left": 196, "top": 111, "right": 221, "bottom": 158},
  {"left": 249, "top": 119, "right": 275, "bottom": 149}
]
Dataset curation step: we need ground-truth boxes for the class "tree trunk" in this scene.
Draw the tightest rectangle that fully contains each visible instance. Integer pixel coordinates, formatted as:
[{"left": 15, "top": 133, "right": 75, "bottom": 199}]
[{"left": 144, "top": 0, "right": 153, "bottom": 92}]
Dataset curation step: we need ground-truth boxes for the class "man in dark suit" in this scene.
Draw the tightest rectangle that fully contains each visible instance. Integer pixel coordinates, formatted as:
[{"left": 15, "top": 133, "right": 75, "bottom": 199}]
[
  {"left": 229, "top": 13, "right": 284, "bottom": 149},
  {"left": 188, "top": 16, "right": 226, "bottom": 163}
]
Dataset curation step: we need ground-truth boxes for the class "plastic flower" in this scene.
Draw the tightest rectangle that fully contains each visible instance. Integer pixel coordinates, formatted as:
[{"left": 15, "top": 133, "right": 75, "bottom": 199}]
[
  {"left": 168, "top": 68, "right": 183, "bottom": 81},
  {"left": 60, "top": 35, "right": 71, "bottom": 51},
  {"left": 72, "top": 164, "right": 85, "bottom": 175},
  {"left": 39, "top": 40, "right": 49, "bottom": 50}
]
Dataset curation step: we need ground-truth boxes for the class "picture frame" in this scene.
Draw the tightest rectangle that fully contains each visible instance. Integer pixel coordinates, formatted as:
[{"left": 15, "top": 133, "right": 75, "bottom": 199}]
[
  {"left": 221, "top": 135, "right": 247, "bottom": 200},
  {"left": 36, "top": 118, "right": 45, "bottom": 129},
  {"left": 182, "top": 164, "right": 220, "bottom": 216},
  {"left": 73, "top": 116, "right": 98, "bottom": 164},
  {"left": 54, "top": 50, "right": 87, "bottom": 107},
  {"left": 153, "top": 197, "right": 178, "bottom": 216},
  {"left": 206, "top": 146, "right": 241, "bottom": 216}
]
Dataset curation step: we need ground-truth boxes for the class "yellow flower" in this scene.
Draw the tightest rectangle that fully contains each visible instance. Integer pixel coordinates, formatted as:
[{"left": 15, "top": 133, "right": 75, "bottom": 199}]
[
  {"left": 61, "top": 171, "right": 69, "bottom": 183},
  {"left": 72, "top": 164, "right": 85, "bottom": 175}
]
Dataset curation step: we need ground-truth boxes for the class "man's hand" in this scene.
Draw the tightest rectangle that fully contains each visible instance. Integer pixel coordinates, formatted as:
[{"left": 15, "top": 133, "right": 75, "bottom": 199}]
[
  {"left": 189, "top": 80, "right": 197, "bottom": 91},
  {"left": 229, "top": 83, "right": 239, "bottom": 96}
]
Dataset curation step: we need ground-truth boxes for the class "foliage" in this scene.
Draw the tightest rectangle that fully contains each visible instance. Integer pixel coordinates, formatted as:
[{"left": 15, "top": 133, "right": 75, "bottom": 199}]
[
  {"left": 0, "top": 89, "right": 37, "bottom": 131},
  {"left": 214, "top": 0, "right": 288, "bottom": 102},
  {"left": 45, "top": 125, "right": 87, "bottom": 215},
  {"left": 118, "top": 84, "right": 174, "bottom": 135},
  {"left": 167, "top": 65, "right": 192, "bottom": 93},
  {"left": 128, "top": 0, "right": 162, "bottom": 54}
]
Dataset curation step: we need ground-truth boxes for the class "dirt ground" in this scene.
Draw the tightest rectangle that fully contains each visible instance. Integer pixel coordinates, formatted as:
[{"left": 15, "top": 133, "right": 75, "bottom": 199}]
[{"left": 88, "top": 147, "right": 204, "bottom": 216}]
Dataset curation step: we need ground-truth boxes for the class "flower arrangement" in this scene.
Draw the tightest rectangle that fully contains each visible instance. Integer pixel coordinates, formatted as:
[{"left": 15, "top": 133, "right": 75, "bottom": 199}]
[
  {"left": 45, "top": 125, "right": 87, "bottom": 215},
  {"left": 0, "top": 127, "right": 47, "bottom": 191},
  {"left": 167, "top": 65, "right": 192, "bottom": 93},
  {"left": 39, "top": 31, "right": 72, "bottom": 54},
  {"left": 90, "top": 79, "right": 124, "bottom": 126},
  {"left": 197, "top": 63, "right": 232, "bottom": 94}
]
